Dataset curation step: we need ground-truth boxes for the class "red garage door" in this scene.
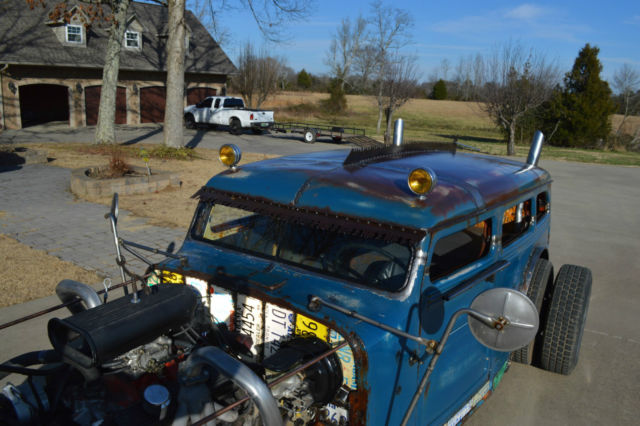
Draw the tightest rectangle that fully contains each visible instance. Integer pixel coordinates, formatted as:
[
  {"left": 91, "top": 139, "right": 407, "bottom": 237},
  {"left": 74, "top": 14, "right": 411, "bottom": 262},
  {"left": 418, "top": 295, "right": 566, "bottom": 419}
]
[
  {"left": 19, "top": 84, "right": 69, "bottom": 128},
  {"left": 187, "top": 87, "right": 217, "bottom": 105},
  {"left": 140, "top": 86, "right": 166, "bottom": 123},
  {"left": 85, "top": 86, "right": 127, "bottom": 126}
]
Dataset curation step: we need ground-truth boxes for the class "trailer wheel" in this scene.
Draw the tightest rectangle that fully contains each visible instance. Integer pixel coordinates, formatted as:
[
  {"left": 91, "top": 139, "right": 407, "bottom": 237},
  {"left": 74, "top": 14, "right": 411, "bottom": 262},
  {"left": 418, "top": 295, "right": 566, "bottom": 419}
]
[
  {"left": 332, "top": 136, "right": 343, "bottom": 143},
  {"left": 184, "top": 114, "right": 195, "bottom": 129},
  {"left": 511, "top": 258, "right": 553, "bottom": 365},
  {"left": 539, "top": 265, "right": 592, "bottom": 375},
  {"left": 303, "top": 129, "right": 317, "bottom": 143},
  {"left": 229, "top": 118, "right": 242, "bottom": 135}
]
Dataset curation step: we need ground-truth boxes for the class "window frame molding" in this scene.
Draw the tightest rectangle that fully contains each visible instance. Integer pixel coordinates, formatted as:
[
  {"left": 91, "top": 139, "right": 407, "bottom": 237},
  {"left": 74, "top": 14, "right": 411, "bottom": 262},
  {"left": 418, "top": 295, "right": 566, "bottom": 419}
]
[{"left": 65, "top": 24, "right": 83, "bottom": 44}]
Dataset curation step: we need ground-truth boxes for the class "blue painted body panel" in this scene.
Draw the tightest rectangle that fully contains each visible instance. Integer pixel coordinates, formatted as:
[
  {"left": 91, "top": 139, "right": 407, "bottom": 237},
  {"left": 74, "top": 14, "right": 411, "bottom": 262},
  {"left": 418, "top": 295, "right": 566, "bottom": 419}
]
[{"left": 160, "top": 147, "right": 553, "bottom": 425}]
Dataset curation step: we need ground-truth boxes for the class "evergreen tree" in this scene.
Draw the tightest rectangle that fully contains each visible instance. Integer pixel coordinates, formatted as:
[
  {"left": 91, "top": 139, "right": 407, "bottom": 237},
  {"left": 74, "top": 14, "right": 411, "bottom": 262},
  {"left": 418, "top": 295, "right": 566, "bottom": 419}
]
[
  {"left": 297, "top": 69, "right": 312, "bottom": 89},
  {"left": 544, "top": 44, "right": 616, "bottom": 147},
  {"left": 431, "top": 79, "right": 448, "bottom": 100}
]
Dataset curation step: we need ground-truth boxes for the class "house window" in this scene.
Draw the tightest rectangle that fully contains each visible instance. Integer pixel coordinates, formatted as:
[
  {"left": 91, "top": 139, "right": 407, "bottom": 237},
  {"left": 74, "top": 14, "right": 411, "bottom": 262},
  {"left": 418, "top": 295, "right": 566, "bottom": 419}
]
[
  {"left": 125, "top": 31, "right": 140, "bottom": 48},
  {"left": 66, "top": 25, "right": 82, "bottom": 43}
]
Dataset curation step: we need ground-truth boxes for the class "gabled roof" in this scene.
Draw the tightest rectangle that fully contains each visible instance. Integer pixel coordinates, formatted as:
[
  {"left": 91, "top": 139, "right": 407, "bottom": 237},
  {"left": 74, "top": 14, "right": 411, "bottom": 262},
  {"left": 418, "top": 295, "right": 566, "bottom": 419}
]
[
  {"left": 0, "top": 0, "right": 236, "bottom": 75},
  {"left": 200, "top": 147, "right": 551, "bottom": 231}
]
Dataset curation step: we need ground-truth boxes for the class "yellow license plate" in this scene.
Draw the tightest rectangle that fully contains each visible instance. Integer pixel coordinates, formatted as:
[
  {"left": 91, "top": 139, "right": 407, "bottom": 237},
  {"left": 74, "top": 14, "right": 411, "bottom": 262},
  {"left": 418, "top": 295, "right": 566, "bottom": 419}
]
[
  {"left": 161, "top": 270, "right": 184, "bottom": 284},
  {"left": 295, "top": 313, "right": 329, "bottom": 341}
]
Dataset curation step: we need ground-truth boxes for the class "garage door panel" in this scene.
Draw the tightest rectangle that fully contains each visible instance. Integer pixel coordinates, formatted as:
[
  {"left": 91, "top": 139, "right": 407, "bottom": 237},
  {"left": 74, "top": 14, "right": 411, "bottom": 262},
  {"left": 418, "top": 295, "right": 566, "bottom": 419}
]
[
  {"left": 85, "top": 86, "right": 126, "bottom": 126},
  {"left": 140, "top": 86, "right": 166, "bottom": 123},
  {"left": 187, "top": 87, "right": 217, "bottom": 105}
]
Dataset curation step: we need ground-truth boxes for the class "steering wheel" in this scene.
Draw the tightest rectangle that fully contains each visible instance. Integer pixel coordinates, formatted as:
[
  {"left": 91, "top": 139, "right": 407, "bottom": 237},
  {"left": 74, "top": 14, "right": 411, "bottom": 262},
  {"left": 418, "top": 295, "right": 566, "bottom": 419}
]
[{"left": 328, "top": 243, "right": 406, "bottom": 281}]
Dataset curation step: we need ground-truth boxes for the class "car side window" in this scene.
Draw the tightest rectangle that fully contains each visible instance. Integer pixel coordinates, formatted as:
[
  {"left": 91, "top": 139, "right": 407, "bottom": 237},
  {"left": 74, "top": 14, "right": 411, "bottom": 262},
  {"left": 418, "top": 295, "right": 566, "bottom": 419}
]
[
  {"left": 536, "top": 192, "right": 549, "bottom": 221},
  {"left": 197, "top": 98, "right": 213, "bottom": 108},
  {"left": 502, "top": 199, "right": 532, "bottom": 246},
  {"left": 430, "top": 219, "right": 492, "bottom": 281},
  {"left": 214, "top": 98, "right": 221, "bottom": 108}
]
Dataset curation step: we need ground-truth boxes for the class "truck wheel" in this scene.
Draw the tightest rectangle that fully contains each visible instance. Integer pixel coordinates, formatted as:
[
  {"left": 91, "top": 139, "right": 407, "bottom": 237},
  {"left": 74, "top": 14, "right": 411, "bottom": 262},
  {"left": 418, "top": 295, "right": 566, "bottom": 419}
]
[
  {"left": 511, "top": 258, "right": 553, "bottom": 365},
  {"left": 539, "top": 265, "right": 592, "bottom": 375},
  {"left": 303, "top": 130, "right": 317, "bottom": 143},
  {"left": 229, "top": 118, "right": 242, "bottom": 135},
  {"left": 184, "top": 114, "right": 195, "bottom": 129}
]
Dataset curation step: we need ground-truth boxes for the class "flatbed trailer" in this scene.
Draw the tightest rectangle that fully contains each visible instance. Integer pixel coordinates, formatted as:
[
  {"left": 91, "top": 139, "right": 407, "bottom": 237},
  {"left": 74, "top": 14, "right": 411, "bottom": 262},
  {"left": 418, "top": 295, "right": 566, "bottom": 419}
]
[{"left": 272, "top": 122, "right": 366, "bottom": 143}]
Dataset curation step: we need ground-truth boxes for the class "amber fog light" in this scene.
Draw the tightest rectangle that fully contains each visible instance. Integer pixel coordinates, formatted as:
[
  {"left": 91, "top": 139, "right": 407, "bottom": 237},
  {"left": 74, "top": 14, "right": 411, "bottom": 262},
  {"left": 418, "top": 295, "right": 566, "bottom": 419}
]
[
  {"left": 408, "top": 168, "right": 435, "bottom": 195},
  {"left": 219, "top": 144, "right": 242, "bottom": 169}
]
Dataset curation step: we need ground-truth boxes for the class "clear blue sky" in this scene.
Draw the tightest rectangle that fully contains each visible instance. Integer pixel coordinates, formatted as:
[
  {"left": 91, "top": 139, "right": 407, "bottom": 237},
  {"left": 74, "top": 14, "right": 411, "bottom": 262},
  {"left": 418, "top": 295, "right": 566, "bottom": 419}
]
[{"left": 199, "top": 0, "right": 640, "bottom": 86}]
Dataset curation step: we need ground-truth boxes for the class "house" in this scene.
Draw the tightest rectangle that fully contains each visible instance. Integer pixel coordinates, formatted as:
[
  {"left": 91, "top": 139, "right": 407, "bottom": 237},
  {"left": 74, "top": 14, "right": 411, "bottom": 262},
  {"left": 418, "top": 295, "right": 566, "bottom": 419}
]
[{"left": 0, "top": 0, "right": 236, "bottom": 130}]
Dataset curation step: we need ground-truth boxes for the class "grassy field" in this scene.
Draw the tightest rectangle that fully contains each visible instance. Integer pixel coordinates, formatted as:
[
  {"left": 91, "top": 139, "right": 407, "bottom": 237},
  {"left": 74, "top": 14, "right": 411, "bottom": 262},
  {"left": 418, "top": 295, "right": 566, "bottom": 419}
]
[{"left": 262, "top": 91, "right": 640, "bottom": 166}]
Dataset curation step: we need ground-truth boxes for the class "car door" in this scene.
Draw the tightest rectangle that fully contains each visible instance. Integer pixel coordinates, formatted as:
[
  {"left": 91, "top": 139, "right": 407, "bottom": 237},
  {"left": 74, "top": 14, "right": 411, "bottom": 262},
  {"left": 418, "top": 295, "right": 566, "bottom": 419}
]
[{"left": 417, "top": 217, "right": 497, "bottom": 425}]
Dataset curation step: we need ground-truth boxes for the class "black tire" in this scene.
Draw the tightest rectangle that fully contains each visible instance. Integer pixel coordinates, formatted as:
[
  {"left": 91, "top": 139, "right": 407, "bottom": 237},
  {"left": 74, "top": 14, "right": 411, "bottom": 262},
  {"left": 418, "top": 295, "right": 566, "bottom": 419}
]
[
  {"left": 511, "top": 258, "right": 553, "bottom": 365},
  {"left": 229, "top": 118, "right": 242, "bottom": 135},
  {"left": 184, "top": 114, "right": 195, "bottom": 129},
  {"left": 252, "top": 128, "right": 263, "bottom": 135},
  {"left": 332, "top": 136, "right": 342, "bottom": 143},
  {"left": 303, "top": 129, "right": 317, "bottom": 143},
  {"left": 539, "top": 264, "right": 592, "bottom": 375}
]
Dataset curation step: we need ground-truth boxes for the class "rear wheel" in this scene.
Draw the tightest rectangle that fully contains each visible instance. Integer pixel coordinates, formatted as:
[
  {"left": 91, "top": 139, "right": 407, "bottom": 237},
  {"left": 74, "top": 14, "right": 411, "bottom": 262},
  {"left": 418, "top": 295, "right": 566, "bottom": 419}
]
[
  {"left": 303, "top": 129, "right": 317, "bottom": 143},
  {"left": 229, "top": 118, "right": 242, "bottom": 135},
  {"left": 539, "top": 264, "right": 592, "bottom": 375},
  {"left": 511, "top": 258, "right": 553, "bottom": 365},
  {"left": 184, "top": 114, "right": 195, "bottom": 129}
]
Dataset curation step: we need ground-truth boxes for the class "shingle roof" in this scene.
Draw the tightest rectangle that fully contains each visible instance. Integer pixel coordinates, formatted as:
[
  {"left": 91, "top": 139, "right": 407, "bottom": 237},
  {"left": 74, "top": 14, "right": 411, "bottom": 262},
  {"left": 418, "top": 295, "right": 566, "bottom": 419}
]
[{"left": 0, "top": 0, "right": 236, "bottom": 75}]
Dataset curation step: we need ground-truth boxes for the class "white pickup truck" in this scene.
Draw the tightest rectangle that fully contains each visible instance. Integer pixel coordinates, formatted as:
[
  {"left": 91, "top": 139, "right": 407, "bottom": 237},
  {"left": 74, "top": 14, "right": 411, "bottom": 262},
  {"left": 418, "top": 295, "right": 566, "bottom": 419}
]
[{"left": 183, "top": 96, "right": 275, "bottom": 135}]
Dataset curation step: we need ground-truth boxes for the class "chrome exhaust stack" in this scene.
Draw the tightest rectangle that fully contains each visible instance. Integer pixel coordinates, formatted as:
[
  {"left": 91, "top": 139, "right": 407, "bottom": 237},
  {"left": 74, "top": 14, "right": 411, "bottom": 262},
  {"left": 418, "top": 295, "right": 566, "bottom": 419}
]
[
  {"left": 526, "top": 131, "right": 544, "bottom": 167},
  {"left": 393, "top": 118, "right": 404, "bottom": 146}
]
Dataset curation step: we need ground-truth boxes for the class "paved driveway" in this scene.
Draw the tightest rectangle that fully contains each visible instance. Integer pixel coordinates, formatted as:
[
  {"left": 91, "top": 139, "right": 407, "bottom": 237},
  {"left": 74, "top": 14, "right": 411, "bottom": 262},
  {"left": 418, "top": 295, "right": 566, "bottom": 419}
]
[{"left": 0, "top": 127, "right": 639, "bottom": 424}]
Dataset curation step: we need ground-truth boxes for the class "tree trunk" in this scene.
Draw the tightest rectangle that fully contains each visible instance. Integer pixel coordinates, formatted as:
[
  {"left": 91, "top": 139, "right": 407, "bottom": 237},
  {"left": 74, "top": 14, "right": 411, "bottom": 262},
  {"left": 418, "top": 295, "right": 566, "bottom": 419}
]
[
  {"left": 508, "top": 120, "right": 516, "bottom": 156},
  {"left": 163, "top": 0, "right": 186, "bottom": 148},
  {"left": 94, "top": 0, "right": 130, "bottom": 144},
  {"left": 376, "top": 83, "right": 384, "bottom": 134},
  {"left": 384, "top": 106, "right": 393, "bottom": 144}
]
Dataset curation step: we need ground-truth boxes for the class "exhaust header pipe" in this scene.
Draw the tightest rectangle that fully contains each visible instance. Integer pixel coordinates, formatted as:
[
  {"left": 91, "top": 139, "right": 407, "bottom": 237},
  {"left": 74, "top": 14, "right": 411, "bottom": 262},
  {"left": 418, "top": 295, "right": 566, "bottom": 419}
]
[{"left": 526, "top": 131, "right": 544, "bottom": 167}]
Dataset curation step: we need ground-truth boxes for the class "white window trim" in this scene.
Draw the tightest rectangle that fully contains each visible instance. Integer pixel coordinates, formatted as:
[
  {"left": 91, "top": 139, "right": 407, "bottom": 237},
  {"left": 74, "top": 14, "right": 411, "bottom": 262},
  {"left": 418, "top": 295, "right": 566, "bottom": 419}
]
[
  {"left": 125, "top": 31, "right": 140, "bottom": 49},
  {"left": 66, "top": 24, "right": 83, "bottom": 44}
]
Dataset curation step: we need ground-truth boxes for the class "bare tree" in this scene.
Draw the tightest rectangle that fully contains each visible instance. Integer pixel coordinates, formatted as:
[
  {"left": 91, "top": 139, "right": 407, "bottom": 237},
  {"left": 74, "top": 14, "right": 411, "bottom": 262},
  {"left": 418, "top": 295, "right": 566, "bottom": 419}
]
[
  {"left": 352, "top": 44, "right": 378, "bottom": 93},
  {"left": 189, "top": 0, "right": 230, "bottom": 46},
  {"left": 325, "top": 16, "right": 367, "bottom": 90},
  {"left": 234, "top": 42, "right": 286, "bottom": 108},
  {"left": 163, "top": 0, "right": 186, "bottom": 148},
  {"left": 381, "top": 54, "right": 419, "bottom": 143},
  {"left": 368, "top": 0, "right": 413, "bottom": 134},
  {"left": 612, "top": 64, "right": 640, "bottom": 138},
  {"left": 480, "top": 42, "right": 559, "bottom": 155}
]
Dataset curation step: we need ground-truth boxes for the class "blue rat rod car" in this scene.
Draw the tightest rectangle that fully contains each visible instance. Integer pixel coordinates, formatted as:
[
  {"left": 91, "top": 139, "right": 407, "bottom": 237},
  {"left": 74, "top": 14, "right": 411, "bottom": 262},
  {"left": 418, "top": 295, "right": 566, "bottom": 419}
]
[{"left": 0, "top": 128, "right": 591, "bottom": 426}]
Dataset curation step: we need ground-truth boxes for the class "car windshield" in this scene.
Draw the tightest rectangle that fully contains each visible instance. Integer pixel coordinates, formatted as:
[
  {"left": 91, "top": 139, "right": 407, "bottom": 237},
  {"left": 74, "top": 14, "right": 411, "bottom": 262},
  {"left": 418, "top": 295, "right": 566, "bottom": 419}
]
[{"left": 192, "top": 202, "right": 413, "bottom": 292}]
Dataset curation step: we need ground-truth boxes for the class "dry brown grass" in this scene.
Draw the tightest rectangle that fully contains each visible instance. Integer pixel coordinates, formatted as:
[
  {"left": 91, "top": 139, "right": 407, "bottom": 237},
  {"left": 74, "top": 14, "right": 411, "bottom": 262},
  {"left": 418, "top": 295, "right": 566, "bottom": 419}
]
[
  {"left": 611, "top": 114, "right": 640, "bottom": 136},
  {"left": 0, "top": 234, "right": 101, "bottom": 308}
]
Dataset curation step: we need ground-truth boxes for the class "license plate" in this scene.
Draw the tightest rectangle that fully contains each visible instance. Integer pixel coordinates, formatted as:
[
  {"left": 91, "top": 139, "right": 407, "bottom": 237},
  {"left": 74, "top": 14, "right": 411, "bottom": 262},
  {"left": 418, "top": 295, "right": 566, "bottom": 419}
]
[
  {"left": 210, "top": 285, "right": 234, "bottom": 326},
  {"left": 260, "top": 122, "right": 269, "bottom": 127},
  {"left": 446, "top": 381, "right": 490, "bottom": 426},
  {"left": 325, "top": 403, "right": 348, "bottom": 424},
  {"left": 264, "top": 303, "right": 295, "bottom": 357},
  {"left": 330, "top": 330, "right": 357, "bottom": 390},
  {"left": 235, "top": 296, "right": 264, "bottom": 360},
  {"left": 295, "top": 313, "right": 329, "bottom": 341}
]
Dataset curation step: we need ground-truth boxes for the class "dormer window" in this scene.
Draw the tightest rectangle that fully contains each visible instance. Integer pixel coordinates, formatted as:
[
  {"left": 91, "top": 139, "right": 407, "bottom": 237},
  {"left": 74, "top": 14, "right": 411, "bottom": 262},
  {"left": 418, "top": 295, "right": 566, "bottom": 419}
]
[
  {"left": 125, "top": 31, "right": 140, "bottom": 49},
  {"left": 66, "top": 25, "right": 82, "bottom": 43}
]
